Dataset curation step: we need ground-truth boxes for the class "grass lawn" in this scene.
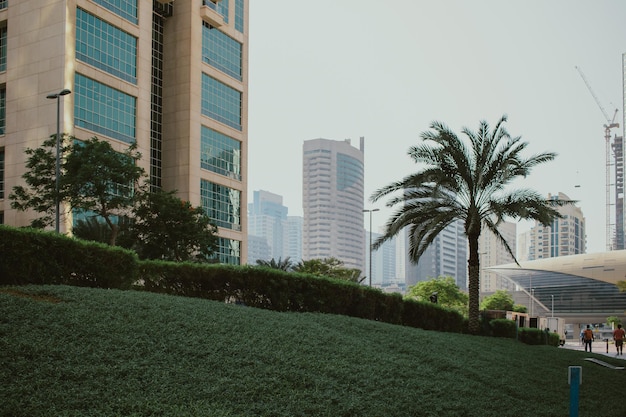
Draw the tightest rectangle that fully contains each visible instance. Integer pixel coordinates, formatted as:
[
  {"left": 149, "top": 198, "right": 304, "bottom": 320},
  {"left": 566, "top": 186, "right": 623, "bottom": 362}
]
[{"left": 0, "top": 285, "right": 622, "bottom": 417}]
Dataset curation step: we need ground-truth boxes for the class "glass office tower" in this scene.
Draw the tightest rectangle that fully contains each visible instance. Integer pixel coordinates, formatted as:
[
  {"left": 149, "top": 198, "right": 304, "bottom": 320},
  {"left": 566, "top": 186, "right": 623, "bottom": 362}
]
[{"left": 0, "top": 0, "right": 248, "bottom": 264}]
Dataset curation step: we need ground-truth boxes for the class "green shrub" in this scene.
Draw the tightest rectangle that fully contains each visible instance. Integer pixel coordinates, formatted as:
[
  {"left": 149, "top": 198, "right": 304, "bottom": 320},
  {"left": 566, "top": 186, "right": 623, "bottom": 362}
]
[
  {"left": 490, "top": 319, "right": 516, "bottom": 338},
  {"left": 0, "top": 225, "right": 137, "bottom": 288}
]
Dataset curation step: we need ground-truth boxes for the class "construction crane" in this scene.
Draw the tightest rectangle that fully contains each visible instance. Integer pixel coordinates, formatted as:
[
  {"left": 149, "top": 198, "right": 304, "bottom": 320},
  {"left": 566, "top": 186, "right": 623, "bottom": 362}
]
[{"left": 575, "top": 66, "right": 620, "bottom": 251}]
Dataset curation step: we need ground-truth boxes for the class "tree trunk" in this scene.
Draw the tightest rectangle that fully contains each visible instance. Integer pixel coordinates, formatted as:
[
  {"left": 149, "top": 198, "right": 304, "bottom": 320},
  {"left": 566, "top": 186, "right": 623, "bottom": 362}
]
[{"left": 467, "top": 234, "right": 480, "bottom": 334}]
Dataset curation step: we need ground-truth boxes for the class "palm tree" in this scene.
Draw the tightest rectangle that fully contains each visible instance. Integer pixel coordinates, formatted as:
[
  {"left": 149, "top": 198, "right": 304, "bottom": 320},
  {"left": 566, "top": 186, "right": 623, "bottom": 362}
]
[
  {"left": 255, "top": 257, "right": 294, "bottom": 271},
  {"left": 370, "top": 115, "right": 567, "bottom": 334}
]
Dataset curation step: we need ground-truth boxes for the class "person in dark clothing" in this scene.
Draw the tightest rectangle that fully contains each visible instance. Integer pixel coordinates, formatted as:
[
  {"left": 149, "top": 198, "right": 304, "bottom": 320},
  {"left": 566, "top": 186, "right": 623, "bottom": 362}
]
[{"left": 583, "top": 325, "right": 594, "bottom": 353}]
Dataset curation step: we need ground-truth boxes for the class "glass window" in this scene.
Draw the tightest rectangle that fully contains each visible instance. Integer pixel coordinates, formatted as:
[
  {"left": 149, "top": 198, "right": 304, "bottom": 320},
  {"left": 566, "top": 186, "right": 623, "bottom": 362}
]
[
  {"left": 235, "top": 0, "right": 244, "bottom": 33},
  {"left": 0, "top": 88, "right": 5, "bottom": 135},
  {"left": 0, "top": 148, "right": 4, "bottom": 199},
  {"left": 200, "top": 178, "right": 241, "bottom": 231},
  {"left": 201, "top": 73, "right": 242, "bottom": 131},
  {"left": 202, "top": 23, "right": 242, "bottom": 81},
  {"left": 203, "top": 0, "right": 229, "bottom": 24},
  {"left": 216, "top": 237, "right": 241, "bottom": 265},
  {"left": 200, "top": 126, "right": 241, "bottom": 180},
  {"left": 0, "top": 1, "right": 6, "bottom": 10},
  {"left": 74, "top": 73, "right": 136, "bottom": 144},
  {"left": 0, "top": 26, "right": 6, "bottom": 72},
  {"left": 92, "top": 0, "right": 138, "bottom": 25},
  {"left": 76, "top": 8, "right": 137, "bottom": 84}
]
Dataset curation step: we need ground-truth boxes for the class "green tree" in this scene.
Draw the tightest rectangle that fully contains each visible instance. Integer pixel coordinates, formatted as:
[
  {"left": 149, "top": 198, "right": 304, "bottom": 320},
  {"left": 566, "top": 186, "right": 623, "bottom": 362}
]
[
  {"left": 294, "top": 257, "right": 364, "bottom": 283},
  {"left": 10, "top": 134, "right": 69, "bottom": 229},
  {"left": 480, "top": 290, "right": 514, "bottom": 311},
  {"left": 405, "top": 276, "right": 468, "bottom": 316},
  {"left": 10, "top": 135, "right": 144, "bottom": 246},
  {"left": 370, "top": 116, "right": 566, "bottom": 334},
  {"left": 617, "top": 281, "right": 626, "bottom": 292},
  {"left": 607, "top": 316, "right": 621, "bottom": 327},
  {"left": 255, "top": 257, "right": 294, "bottom": 271},
  {"left": 63, "top": 138, "right": 144, "bottom": 246},
  {"left": 125, "top": 190, "right": 218, "bottom": 263}
]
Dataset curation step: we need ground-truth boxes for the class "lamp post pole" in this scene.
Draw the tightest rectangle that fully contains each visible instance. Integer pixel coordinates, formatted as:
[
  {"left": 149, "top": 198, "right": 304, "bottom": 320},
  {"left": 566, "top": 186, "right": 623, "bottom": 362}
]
[
  {"left": 551, "top": 294, "right": 554, "bottom": 317},
  {"left": 362, "top": 208, "right": 379, "bottom": 287},
  {"left": 46, "top": 89, "right": 71, "bottom": 233}
]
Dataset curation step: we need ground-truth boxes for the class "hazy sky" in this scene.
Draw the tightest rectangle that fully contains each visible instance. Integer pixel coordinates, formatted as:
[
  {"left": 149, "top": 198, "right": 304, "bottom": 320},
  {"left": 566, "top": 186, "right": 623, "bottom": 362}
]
[{"left": 247, "top": 1, "right": 626, "bottom": 254}]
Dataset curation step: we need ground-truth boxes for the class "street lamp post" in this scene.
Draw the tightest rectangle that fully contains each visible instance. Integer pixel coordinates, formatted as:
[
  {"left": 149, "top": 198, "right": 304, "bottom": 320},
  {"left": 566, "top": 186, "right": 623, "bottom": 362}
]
[
  {"left": 551, "top": 294, "right": 554, "bottom": 317},
  {"left": 362, "top": 208, "right": 379, "bottom": 287},
  {"left": 46, "top": 89, "right": 71, "bottom": 233}
]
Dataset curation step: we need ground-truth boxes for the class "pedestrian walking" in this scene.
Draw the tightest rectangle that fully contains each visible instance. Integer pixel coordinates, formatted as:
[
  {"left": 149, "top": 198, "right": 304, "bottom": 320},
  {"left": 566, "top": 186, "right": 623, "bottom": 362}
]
[
  {"left": 583, "top": 325, "right": 594, "bottom": 352},
  {"left": 613, "top": 324, "right": 625, "bottom": 355}
]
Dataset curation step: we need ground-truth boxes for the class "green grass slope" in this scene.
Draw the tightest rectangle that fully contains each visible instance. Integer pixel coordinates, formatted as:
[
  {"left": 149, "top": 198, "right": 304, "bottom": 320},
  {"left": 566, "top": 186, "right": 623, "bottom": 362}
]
[{"left": 0, "top": 285, "right": 622, "bottom": 417}]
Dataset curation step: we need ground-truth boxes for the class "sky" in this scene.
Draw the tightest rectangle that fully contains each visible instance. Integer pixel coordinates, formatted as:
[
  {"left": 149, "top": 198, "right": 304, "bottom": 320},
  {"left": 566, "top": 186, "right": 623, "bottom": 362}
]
[{"left": 247, "top": 1, "right": 626, "bottom": 255}]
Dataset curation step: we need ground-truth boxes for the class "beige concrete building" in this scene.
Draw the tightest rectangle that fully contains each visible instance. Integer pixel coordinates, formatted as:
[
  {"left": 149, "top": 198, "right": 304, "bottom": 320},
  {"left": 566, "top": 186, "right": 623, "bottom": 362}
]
[
  {"left": 0, "top": 0, "right": 248, "bottom": 264},
  {"left": 479, "top": 221, "right": 517, "bottom": 294},
  {"left": 527, "top": 192, "right": 585, "bottom": 260}
]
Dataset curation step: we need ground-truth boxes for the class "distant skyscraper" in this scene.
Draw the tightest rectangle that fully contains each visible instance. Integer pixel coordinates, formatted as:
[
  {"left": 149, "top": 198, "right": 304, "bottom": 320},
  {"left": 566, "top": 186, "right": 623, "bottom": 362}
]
[
  {"left": 479, "top": 221, "right": 517, "bottom": 294},
  {"left": 302, "top": 138, "right": 365, "bottom": 271},
  {"left": 527, "top": 192, "right": 586, "bottom": 260},
  {"left": 247, "top": 190, "right": 302, "bottom": 264},
  {"left": 405, "top": 220, "right": 468, "bottom": 291},
  {"left": 616, "top": 51, "right": 626, "bottom": 249},
  {"left": 286, "top": 216, "right": 303, "bottom": 262}
]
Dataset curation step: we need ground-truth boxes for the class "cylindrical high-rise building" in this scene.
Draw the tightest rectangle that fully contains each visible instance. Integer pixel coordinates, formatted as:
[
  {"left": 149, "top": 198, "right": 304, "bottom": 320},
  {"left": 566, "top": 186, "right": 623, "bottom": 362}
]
[{"left": 302, "top": 137, "right": 365, "bottom": 272}]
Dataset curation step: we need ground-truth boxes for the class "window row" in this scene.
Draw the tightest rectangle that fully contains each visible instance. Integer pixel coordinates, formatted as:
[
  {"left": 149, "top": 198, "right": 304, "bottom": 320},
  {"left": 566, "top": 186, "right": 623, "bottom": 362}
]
[
  {"left": 200, "top": 125, "right": 241, "bottom": 180},
  {"left": 76, "top": 8, "right": 137, "bottom": 84},
  {"left": 74, "top": 73, "right": 136, "bottom": 144},
  {"left": 92, "top": 0, "right": 244, "bottom": 33},
  {"left": 92, "top": 0, "right": 138, "bottom": 25},
  {"left": 202, "top": 23, "right": 242, "bottom": 81},
  {"left": 200, "top": 178, "right": 241, "bottom": 232},
  {"left": 201, "top": 73, "right": 242, "bottom": 131}
]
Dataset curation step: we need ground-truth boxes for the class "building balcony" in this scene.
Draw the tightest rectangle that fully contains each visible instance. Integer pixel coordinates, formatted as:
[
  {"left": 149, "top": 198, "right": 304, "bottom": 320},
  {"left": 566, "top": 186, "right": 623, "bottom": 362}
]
[{"left": 200, "top": 1, "right": 225, "bottom": 27}]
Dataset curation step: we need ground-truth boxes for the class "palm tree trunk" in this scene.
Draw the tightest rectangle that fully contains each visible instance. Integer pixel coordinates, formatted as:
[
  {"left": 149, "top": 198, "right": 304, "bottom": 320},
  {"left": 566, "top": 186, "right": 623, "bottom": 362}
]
[{"left": 467, "top": 234, "right": 480, "bottom": 334}]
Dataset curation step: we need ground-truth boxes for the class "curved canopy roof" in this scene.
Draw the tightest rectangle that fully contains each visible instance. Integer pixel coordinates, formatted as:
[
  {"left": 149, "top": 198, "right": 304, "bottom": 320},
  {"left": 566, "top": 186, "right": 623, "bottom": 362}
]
[{"left": 486, "top": 251, "right": 626, "bottom": 322}]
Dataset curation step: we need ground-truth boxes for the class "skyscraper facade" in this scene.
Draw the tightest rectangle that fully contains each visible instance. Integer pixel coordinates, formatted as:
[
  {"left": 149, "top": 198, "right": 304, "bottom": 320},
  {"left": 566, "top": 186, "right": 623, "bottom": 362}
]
[
  {"left": 302, "top": 138, "right": 365, "bottom": 271},
  {"left": 0, "top": 0, "right": 248, "bottom": 264},
  {"left": 405, "top": 220, "right": 468, "bottom": 291},
  {"left": 479, "top": 221, "right": 517, "bottom": 294},
  {"left": 247, "top": 190, "right": 287, "bottom": 264},
  {"left": 527, "top": 192, "right": 585, "bottom": 260}
]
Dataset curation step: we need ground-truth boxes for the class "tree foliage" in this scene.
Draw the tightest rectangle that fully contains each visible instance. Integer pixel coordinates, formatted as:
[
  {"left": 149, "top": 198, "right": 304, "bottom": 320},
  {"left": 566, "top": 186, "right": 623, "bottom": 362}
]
[
  {"left": 10, "top": 135, "right": 144, "bottom": 245},
  {"left": 255, "top": 257, "right": 294, "bottom": 271},
  {"left": 9, "top": 134, "right": 67, "bottom": 229},
  {"left": 405, "top": 276, "right": 468, "bottom": 316},
  {"left": 370, "top": 116, "right": 567, "bottom": 334},
  {"left": 124, "top": 190, "right": 219, "bottom": 263},
  {"left": 480, "top": 290, "right": 515, "bottom": 311},
  {"left": 63, "top": 137, "right": 144, "bottom": 246},
  {"left": 293, "top": 257, "right": 364, "bottom": 283},
  {"left": 607, "top": 316, "right": 621, "bottom": 327}
]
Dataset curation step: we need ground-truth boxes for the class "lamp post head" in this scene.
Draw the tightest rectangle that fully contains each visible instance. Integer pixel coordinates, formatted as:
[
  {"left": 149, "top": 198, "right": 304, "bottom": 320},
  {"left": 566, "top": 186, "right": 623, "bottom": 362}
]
[{"left": 46, "top": 89, "right": 72, "bottom": 99}]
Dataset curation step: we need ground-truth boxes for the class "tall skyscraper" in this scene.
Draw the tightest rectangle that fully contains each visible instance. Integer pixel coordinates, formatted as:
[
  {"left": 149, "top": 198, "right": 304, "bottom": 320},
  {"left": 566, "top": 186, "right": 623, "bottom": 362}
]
[
  {"left": 404, "top": 220, "right": 468, "bottom": 291},
  {"left": 247, "top": 189, "right": 298, "bottom": 264},
  {"left": 286, "top": 215, "right": 303, "bottom": 262},
  {"left": 0, "top": 0, "right": 248, "bottom": 264},
  {"left": 302, "top": 138, "right": 365, "bottom": 271},
  {"left": 364, "top": 229, "right": 400, "bottom": 288},
  {"left": 527, "top": 192, "right": 585, "bottom": 260},
  {"left": 479, "top": 221, "right": 517, "bottom": 294}
]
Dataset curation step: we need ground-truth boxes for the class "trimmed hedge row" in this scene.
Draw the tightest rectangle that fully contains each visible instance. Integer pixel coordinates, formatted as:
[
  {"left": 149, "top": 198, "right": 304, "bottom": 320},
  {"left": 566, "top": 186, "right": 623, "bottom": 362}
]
[
  {"left": 0, "top": 225, "right": 465, "bottom": 333},
  {"left": 0, "top": 225, "right": 136, "bottom": 289}
]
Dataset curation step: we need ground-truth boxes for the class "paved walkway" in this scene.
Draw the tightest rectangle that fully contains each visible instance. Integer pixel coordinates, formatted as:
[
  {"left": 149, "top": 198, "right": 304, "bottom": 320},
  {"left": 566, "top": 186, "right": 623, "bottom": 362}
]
[{"left": 561, "top": 340, "right": 626, "bottom": 360}]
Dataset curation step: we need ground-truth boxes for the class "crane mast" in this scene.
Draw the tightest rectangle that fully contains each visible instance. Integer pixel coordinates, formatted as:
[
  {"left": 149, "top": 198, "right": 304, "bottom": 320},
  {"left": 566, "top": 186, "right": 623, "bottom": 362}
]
[{"left": 575, "top": 66, "right": 620, "bottom": 251}]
